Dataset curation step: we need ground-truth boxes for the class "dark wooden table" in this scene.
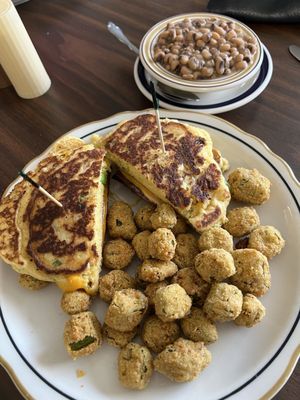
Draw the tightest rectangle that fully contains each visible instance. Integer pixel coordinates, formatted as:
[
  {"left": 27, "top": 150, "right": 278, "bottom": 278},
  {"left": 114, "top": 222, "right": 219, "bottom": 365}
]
[{"left": 0, "top": 1, "right": 299, "bottom": 399}]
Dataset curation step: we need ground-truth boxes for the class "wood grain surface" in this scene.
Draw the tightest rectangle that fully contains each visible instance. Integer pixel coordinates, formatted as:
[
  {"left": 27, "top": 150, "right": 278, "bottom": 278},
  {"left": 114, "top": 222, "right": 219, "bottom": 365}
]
[{"left": 0, "top": 1, "right": 299, "bottom": 399}]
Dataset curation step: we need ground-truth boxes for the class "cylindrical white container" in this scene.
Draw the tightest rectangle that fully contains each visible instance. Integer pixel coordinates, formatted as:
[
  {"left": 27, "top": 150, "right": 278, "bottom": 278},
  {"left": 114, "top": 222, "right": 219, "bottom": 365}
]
[{"left": 0, "top": 0, "right": 51, "bottom": 99}]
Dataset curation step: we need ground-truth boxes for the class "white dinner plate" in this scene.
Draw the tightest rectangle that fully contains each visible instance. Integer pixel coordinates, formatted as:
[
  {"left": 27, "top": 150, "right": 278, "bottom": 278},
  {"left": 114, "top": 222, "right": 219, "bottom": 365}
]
[
  {"left": 0, "top": 110, "right": 299, "bottom": 400},
  {"left": 134, "top": 45, "right": 273, "bottom": 114}
]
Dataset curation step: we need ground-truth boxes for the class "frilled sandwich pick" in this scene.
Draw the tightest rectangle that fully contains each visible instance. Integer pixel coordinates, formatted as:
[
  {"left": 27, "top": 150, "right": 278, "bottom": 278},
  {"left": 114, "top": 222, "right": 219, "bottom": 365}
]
[
  {"left": 0, "top": 137, "right": 109, "bottom": 294},
  {"left": 103, "top": 114, "right": 230, "bottom": 232}
]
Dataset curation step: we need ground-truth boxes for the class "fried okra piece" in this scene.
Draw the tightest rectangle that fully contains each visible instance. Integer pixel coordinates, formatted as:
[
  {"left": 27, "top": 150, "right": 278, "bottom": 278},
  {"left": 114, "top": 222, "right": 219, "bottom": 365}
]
[
  {"left": 132, "top": 230, "right": 151, "bottom": 260},
  {"left": 103, "top": 323, "right": 137, "bottom": 348},
  {"left": 154, "top": 338, "right": 211, "bottom": 383},
  {"left": 172, "top": 215, "right": 188, "bottom": 235},
  {"left": 137, "top": 259, "right": 178, "bottom": 283},
  {"left": 234, "top": 294, "right": 266, "bottom": 327},
  {"left": 150, "top": 203, "right": 177, "bottom": 229},
  {"left": 104, "top": 289, "right": 148, "bottom": 332},
  {"left": 142, "top": 315, "right": 180, "bottom": 353},
  {"left": 148, "top": 228, "right": 176, "bottom": 261},
  {"left": 64, "top": 311, "right": 102, "bottom": 359},
  {"left": 173, "top": 233, "right": 198, "bottom": 269},
  {"left": 228, "top": 168, "right": 271, "bottom": 204},
  {"left": 103, "top": 239, "right": 135, "bottom": 270},
  {"left": 198, "top": 227, "right": 233, "bottom": 252},
  {"left": 248, "top": 225, "right": 285, "bottom": 259},
  {"left": 61, "top": 290, "right": 91, "bottom": 315},
  {"left": 118, "top": 343, "right": 153, "bottom": 390},
  {"left": 223, "top": 207, "right": 260, "bottom": 237},
  {"left": 203, "top": 283, "right": 243, "bottom": 322},
  {"left": 154, "top": 283, "right": 192, "bottom": 322},
  {"left": 194, "top": 249, "right": 236, "bottom": 283},
  {"left": 231, "top": 249, "right": 271, "bottom": 297},
  {"left": 18, "top": 274, "right": 49, "bottom": 290},
  {"left": 144, "top": 281, "right": 168, "bottom": 307},
  {"left": 134, "top": 204, "right": 155, "bottom": 231},
  {"left": 107, "top": 201, "right": 137, "bottom": 240},
  {"left": 180, "top": 307, "right": 218, "bottom": 344},
  {"left": 171, "top": 267, "right": 210, "bottom": 306},
  {"left": 99, "top": 270, "right": 136, "bottom": 303}
]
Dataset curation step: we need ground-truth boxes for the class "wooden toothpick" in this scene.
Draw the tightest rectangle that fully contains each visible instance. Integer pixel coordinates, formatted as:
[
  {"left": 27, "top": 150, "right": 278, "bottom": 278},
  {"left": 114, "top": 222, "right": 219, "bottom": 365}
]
[
  {"left": 149, "top": 81, "right": 166, "bottom": 154},
  {"left": 19, "top": 171, "right": 63, "bottom": 208}
]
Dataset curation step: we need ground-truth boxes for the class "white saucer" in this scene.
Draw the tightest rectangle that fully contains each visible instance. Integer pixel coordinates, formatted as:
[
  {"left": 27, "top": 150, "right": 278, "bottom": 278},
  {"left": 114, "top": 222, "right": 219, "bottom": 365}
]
[{"left": 134, "top": 44, "right": 273, "bottom": 114}]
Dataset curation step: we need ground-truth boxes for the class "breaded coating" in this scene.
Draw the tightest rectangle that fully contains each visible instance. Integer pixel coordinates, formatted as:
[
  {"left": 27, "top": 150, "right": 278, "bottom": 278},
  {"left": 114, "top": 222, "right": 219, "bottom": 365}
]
[
  {"left": 61, "top": 290, "right": 91, "bottom": 315},
  {"left": 107, "top": 201, "right": 137, "bottom": 240},
  {"left": 154, "top": 283, "right": 192, "bottom": 322},
  {"left": 154, "top": 338, "right": 211, "bottom": 382},
  {"left": 198, "top": 227, "right": 233, "bottom": 252},
  {"left": 134, "top": 205, "right": 155, "bottom": 231},
  {"left": 231, "top": 249, "right": 271, "bottom": 297},
  {"left": 172, "top": 215, "right": 188, "bottom": 235},
  {"left": 103, "top": 323, "right": 137, "bottom": 348},
  {"left": 148, "top": 228, "right": 176, "bottom": 261},
  {"left": 223, "top": 207, "right": 260, "bottom": 237},
  {"left": 18, "top": 274, "right": 49, "bottom": 290},
  {"left": 194, "top": 249, "right": 236, "bottom": 283},
  {"left": 118, "top": 343, "right": 153, "bottom": 390},
  {"left": 103, "top": 239, "right": 135, "bottom": 270},
  {"left": 104, "top": 289, "right": 148, "bottom": 332},
  {"left": 171, "top": 267, "right": 210, "bottom": 306},
  {"left": 248, "top": 225, "right": 285, "bottom": 259},
  {"left": 234, "top": 294, "right": 266, "bottom": 327},
  {"left": 203, "top": 283, "right": 243, "bottom": 322},
  {"left": 212, "top": 148, "right": 230, "bottom": 173},
  {"left": 173, "top": 233, "right": 198, "bottom": 269},
  {"left": 228, "top": 168, "right": 271, "bottom": 205},
  {"left": 132, "top": 230, "right": 151, "bottom": 260},
  {"left": 150, "top": 203, "right": 177, "bottom": 229},
  {"left": 144, "top": 281, "right": 168, "bottom": 306},
  {"left": 99, "top": 270, "right": 136, "bottom": 303},
  {"left": 142, "top": 315, "right": 180, "bottom": 353},
  {"left": 64, "top": 311, "right": 102, "bottom": 359},
  {"left": 137, "top": 259, "right": 178, "bottom": 283},
  {"left": 180, "top": 307, "right": 218, "bottom": 344}
]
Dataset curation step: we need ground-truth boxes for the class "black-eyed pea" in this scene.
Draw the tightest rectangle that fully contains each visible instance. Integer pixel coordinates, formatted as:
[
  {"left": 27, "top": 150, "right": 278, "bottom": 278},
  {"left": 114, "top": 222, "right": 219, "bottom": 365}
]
[
  {"left": 200, "top": 27, "right": 210, "bottom": 34},
  {"left": 201, "top": 67, "right": 214, "bottom": 77},
  {"left": 226, "top": 30, "right": 237, "bottom": 41},
  {"left": 188, "top": 56, "right": 200, "bottom": 70},
  {"left": 202, "top": 48, "right": 212, "bottom": 60},
  {"left": 206, "top": 59, "right": 215, "bottom": 68},
  {"left": 176, "top": 34, "right": 184, "bottom": 42},
  {"left": 180, "top": 54, "right": 189, "bottom": 65},
  {"left": 220, "top": 21, "right": 227, "bottom": 29},
  {"left": 220, "top": 43, "right": 231, "bottom": 52},
  {"left": 215, "top": 56, "right": 225, "bottom": 75},
  {"left": 182, "top": 73, "right": 194, "bottom": 80},
  {"left": 187, "top": 30, "right": 195, "bottom": 41},
  {"left": 169, "top": 28, "right": 176, "bottom": 40},
  {"left": 224, "top": 68, "right": 231, "bottom": 75},
  {"left": 248, "top": 44, "right": 257, "bottom": 54},
  {"left": 176, "top": 28, "right": 183, "bottom": 36},
  {"left": 209, "top": 38, "right": 218, "bottom": 47},
  {"left": 231, "top": 37, "right": 244, "bottom": 47},
  {"left": 196, "top": 39, "right": 205, "bottom": 48},
  {"left": 218, "top": 37, "right": 226, "bottom": 45},
  {"left": 211, "top": 31, "right": 220, "bottom": 41},
  {"left": 194, "top": 32, "right": 203, "bottom": 41},
  {"left": 235, "top": 61, "right": 248, "bottom": 70},
  {"left": 160, "top": 31, "right": 170, "bottom": 39},
  {"left": 210, "top": 47, "right": 219, "bottom": 56},
  {"left": 229, "top": 22, "right": 236, "bottom": 30},
  {"left": 180, "top": 65, "right": 192, "bottom": 76},
  {"left": 170, "top": 59, "right": 179, "bottom": 71},
  {"left": 153, "top": 50, "right": 165, "bottom": 62},
  {"left": 158, "top": 38, "right": 166, "bottom": 45},
  {"left": 202, "top": 32, "right": 212, "bottom": 43},
  {"left": 234, "top": 54, "right": 244, "bottom": 63},
  {"left": 214, "top": 25, "right": 226, "bottom": 36}
]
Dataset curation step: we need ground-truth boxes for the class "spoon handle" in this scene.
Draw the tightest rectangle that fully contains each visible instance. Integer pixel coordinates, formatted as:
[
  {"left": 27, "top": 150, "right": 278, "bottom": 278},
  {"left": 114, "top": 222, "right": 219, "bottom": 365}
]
[{"left": 107, "top": 21, "right": 139, "bottom": 55}]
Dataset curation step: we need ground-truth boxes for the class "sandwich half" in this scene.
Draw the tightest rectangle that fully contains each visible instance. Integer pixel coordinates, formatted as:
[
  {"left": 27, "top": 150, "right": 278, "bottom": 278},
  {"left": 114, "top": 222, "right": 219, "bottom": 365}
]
[
  {"left": 0, "top": 137, "right": 109, "bottom": 294},
  {"left": 104, "top": 114, "right": 230, "bottom": 232}
]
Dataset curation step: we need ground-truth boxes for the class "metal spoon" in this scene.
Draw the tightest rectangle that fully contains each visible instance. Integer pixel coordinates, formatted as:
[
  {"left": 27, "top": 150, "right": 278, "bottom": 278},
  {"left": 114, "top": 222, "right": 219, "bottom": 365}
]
[{"left": 289, "top": 45, "right": 300, "bottom": 62}]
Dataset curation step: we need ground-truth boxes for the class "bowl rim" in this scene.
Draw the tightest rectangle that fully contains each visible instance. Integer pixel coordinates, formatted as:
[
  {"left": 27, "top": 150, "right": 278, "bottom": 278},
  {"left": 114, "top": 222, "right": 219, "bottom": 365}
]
[{"left": 140, "top": 12, "right": 263, "bottom": 91}]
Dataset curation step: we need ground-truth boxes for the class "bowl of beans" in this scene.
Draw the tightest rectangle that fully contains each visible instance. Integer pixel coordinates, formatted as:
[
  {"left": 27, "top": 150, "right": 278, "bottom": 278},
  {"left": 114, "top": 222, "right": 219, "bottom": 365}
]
[{"left": 140, "top": 13, "right": 263, "bottom": 94}]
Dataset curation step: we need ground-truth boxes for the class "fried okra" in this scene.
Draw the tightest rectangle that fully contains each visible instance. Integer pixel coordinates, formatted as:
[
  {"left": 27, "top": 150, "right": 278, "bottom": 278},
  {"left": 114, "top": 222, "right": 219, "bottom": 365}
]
[
  {"left": 198, "top": 227, "right": 233, "bottom": 253},
  {"left": 142, "top": 315, "right": 180, "bottom": 353},
  {"left": 154, "top": 283, "right": 192, "bottom": 322},
  {"left": 194, "top": 249, "right": 236, "bottom": 283},
  {"left": 132, "top": 230, "right": 151, "bottom": 260},
  {"left": 99, "top": 270, "right": 136, "bottom": 303},
  {"left": 118, "top": 343, "right": 153, "bottom": 390},
  {"left": 103, "top": 239, "right": 135, "bottom": 270},
  {"left": 171, "top": 267, "right": 210, "bottom": 305},
  {"left": 103, "top": 323, "right": 137, "bottom": 348},
  {"left": 148, "top": 228, "right": 176, "bottom": 261},
  {"left": 61, "top": 290, "right": 91, "bottom": 315},
  {"left": 107, "top": 201, "right": 137, "bottom": 240},
  {"left": 180, "top": 307, "right": 218, "bottom": 344},
  {"left": 150, "top": 203, "right": 177, "bottom": 229},
  {"left": 104, "top": 289, "right": 148, "bottom": 332},
  {"left": 137, "top": 259, "right": 178, "bottom": 283},
  {"left": 154, "top": 338, "right": 211, "bottom": 383},
  {"left": 134, "top": 204, "right": 155, "bottom": 231},
  {"left": 248, "top": 225, "right": 285, "bottom": 259},
  {"left": 203, "top": 283, "right": 243, "bottom": 322},
  {"left": 231, "top": 249, "right": 271, "bottom": 297},
  {"left": 18, "top": 274, "right": 49, "bottom": 290},
  {"left": 64, "top": 311, "right": 102, "bottom": 359},
  {"left": 228, "top": 168, "right": 271, "bottom": 204},
  {"left": 234, "top": 294, "right": 266, "bottom": 327},
  {"left": 223, "top": 207, "right": 260, "bottom": 237},
  {"left": 173, "top": 233, "right": 198, "bottom": 269},
  {"left": 144, "top": 281, "right": 168, "bottom": 306},
  {"left": 172, "top": 215, "right": 188, "bottom": 235}
]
